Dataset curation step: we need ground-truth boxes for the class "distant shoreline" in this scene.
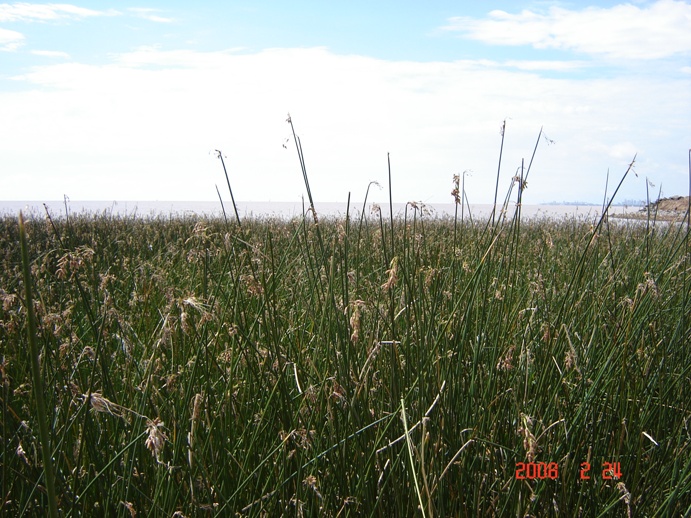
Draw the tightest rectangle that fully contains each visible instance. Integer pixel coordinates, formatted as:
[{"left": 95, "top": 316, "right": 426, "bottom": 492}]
[
  {"left": 1, "top": 200, "right": 614, "bottom": 221},
  {"left": 5, "top": 198, "right": 687, "bottom": 222},
  {"left": 610, "top": 195, "right": 690, "bottom": 223}
]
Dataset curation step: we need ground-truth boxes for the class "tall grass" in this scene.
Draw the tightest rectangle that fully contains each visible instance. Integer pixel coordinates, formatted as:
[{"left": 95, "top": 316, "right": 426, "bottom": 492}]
[{"left": 1, "top": 152, "right": 690, "bottom": 516}]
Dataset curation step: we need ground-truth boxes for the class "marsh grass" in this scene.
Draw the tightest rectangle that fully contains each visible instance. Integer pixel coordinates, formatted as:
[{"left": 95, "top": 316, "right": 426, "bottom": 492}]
[
  {"left": 2, "top": 197, "right": 689, "bottom": 516},
  {"left": 2, "top": 146, "right": 690, "bottom": 515}
]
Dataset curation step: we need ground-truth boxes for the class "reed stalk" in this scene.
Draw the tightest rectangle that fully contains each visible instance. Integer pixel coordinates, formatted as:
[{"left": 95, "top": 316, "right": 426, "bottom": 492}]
[{"left": 19, "top": 212, "right": 58, "bottom": 518}]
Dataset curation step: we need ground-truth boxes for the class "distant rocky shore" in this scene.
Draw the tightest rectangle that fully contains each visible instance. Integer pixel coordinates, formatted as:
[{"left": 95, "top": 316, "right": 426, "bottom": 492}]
[
  {"left": 612, "top": 195, "right": 690, "bottom": 222},
  {"left": 643, "top": 195, "right": 690, "bottom": 212}
]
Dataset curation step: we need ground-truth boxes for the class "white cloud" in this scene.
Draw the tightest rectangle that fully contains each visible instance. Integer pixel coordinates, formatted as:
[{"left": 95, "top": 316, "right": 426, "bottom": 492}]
[
  {"left": 602, "top": 142, "right": 639, "bottom": 161},
  {"left": 0, "top": 3, "right": 117, "bottom": 22},
  {"left": 31, "top": 49, "right": 70, "bottom": 58},
  {"left": 0, "top": 26, "right": 23, "bottom": 50},
  {"left": 1, "top": 47, "right": 689, "bottom": 203},
  {"left": 502, "top": 60, "right": 588, "bottom": 71},
  {"left": 443, "top": 0, "right": 691, "bottom": 60},
  {"left": 127, "top": 8, "right": 173, "bottom": 23}
]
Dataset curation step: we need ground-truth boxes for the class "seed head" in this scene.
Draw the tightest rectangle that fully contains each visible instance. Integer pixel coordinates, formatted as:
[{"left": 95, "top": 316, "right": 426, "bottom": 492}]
[
  {"left": 381, "top": 257, "right": 399, "bottom": 292},
  {"left": 145, "top": 418, "right": 167, "bottom": 462}
]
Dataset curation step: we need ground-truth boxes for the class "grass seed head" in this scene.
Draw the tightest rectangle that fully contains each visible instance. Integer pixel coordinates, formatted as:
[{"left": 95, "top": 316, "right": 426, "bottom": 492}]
[
  {"left": 637, "top": 272, "right": 659, "bottom": 299},
  {"left": 241, "top": 274, "right": 264, "bottom": 297},
  {"left": 87, "top": 392, "right": 128, "bottom": 419},
  {"left": 617, "top": 482, "right": 632, "bottom": 518},
  {"left": 120, "top": 501, "right": 137, "bottom": 517},
  {"left": 381, "top": 257, "right": 399, "bottom": 292},
  {"left": 452, "top": 174, "right": 461, "bottom": 204},
  {"left": 16, "top": 442, "right": 30, "bottom": 466},
  {"left": 348, "top": 300, "right": 366, "bottom": 343},
  {"left": 145, "top": 418, "right": 167, "bottom": 462},
  {"left": 496, "top": 345, "right": 515, "bottom": 371},
  {"left": 518, "top": 413, "right": 538, "bottom": 462}
]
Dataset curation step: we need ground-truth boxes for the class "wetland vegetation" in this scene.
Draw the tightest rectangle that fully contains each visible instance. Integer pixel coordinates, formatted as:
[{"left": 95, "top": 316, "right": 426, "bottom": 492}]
[
  {"left": 2, "top": 130, "right": 690, "bottom": 515},
  {"left": 2, "top": 192, "right": 690, "bottom": 516}
]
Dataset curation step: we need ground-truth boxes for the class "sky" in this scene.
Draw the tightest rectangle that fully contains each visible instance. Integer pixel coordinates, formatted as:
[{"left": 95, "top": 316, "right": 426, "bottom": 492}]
[{"left": 1, "top": 1, "right": 690, "bottom": 204}]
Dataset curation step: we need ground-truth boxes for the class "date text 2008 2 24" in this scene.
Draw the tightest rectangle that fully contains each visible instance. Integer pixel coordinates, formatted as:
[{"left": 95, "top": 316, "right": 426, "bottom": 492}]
[{"left": 515, "top": 461, "right": 622, "bottom": 480}]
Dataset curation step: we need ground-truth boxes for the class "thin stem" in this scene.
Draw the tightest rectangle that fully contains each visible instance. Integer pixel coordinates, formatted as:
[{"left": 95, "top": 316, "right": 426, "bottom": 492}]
[
  {"left": 388, "top": 153, "right": 394, "bottom": 257},
  {"left": 215, "top": 184, "right": 229, "bottom": 226},
  {"left": 492, "top": 119, "right": 507, "bottom": 227},
  {"left": 216, "top": 150, "right": 242, "bottom": 228},
  {"left": 19, "top": 212, "right": 59, "bottom": 518},
  {"left": 401, "top": 398, "right": 427, "bottom": 518}
]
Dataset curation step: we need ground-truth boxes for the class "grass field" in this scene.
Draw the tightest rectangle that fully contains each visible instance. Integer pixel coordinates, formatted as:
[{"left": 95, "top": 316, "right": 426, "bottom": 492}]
[
  {"left": 2, "top": 124, "right": 691, "bottom": 516},
  {"left": 2, "top": 186, "right": 690, "bottom": 516}
]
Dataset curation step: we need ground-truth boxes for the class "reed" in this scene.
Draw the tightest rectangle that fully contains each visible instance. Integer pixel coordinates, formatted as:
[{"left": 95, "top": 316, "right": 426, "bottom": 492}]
[
  {"left": 18, "top": 212, "right": 58, "bottom": 518},
  {"left": 1, "top": 141, "right": 689, "bottom": 516}
]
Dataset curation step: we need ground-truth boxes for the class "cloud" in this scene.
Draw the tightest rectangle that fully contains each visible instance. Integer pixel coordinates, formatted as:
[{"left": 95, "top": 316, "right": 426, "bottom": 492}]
[
  {"left": 0, "top": 27, "right": 23, "bottom": 50},
  {"left": 0, "top": 3, "right": 117, "bottom": 22},
  {"left": 1, "top": 47, "right": 689, "bottom": 203},
  {"left": 31, "top": 49, "right": 70, "bottom": 58},
  {"left": 603, "top": 142, "right": 639, "bottom": 161},
  {"left": 443, "top": 0, "right": 691, "bottom": 60},
  {"left": 127, "top": 8, "right": 173, "bottom": 23},
  {"left": 502, "top": 60, "right": 588, "bottom": 71}
]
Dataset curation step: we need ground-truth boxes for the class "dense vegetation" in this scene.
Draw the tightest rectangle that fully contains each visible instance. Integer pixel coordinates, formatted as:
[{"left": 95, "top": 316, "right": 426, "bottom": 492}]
[{"left": 1, "top": 195, "right": 689, "bottom": 517}]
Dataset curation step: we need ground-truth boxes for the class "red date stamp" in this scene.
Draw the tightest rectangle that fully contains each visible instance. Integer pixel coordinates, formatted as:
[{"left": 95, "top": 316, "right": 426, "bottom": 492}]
[
  {"left": 580, "top": 461, "right": 622, "bottom": 480},
  {"left": 515, "top": 461, "right": 622, "bottom": 480},
  {"left": 515, "top": 462, "right": 559, "bottom": 480}
]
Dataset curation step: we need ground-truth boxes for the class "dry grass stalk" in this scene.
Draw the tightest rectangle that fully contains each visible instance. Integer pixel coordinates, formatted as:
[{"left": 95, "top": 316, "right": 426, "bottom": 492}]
[
  {"left": 145, "top": 418, "right": 168, "bottom": 463},
  {"left": 381, "top": 257, "right": 399, "bottom": 292}
]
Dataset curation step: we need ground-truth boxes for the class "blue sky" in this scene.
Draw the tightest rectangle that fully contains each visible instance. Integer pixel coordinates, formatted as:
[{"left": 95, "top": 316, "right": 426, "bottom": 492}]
[{"left": 1, "top": 1, "right": 690, "bottom": 204}]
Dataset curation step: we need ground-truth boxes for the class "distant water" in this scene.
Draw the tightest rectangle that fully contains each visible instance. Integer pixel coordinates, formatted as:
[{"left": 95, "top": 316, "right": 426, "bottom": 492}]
[{"left": 2, "top": 200, "right": 637, "bottom": 221}]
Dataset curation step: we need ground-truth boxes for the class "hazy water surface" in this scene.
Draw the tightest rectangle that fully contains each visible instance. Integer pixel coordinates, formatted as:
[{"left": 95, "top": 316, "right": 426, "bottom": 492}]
[{"left": 2, "top": 200, "right": 638, "bottom": 221}]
